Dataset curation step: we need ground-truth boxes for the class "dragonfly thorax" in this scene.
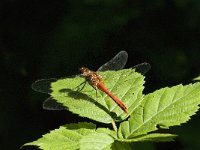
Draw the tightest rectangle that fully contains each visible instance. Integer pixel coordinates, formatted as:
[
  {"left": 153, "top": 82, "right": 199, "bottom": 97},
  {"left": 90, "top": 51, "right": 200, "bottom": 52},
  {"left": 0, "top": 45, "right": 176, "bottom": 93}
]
[{"left": 80, "top": 67, "right": 102, "bottom": 88}]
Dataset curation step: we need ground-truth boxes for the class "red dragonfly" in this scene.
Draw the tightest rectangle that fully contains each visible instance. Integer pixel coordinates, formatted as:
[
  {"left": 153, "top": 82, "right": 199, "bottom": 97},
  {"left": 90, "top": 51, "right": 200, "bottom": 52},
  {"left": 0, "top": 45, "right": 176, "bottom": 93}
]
[
  {"left": 32, "top": 51, "right": 150, "bottom": 112},
  {"left": 80, "top": 66, "right": 128, "bottom": 113}
]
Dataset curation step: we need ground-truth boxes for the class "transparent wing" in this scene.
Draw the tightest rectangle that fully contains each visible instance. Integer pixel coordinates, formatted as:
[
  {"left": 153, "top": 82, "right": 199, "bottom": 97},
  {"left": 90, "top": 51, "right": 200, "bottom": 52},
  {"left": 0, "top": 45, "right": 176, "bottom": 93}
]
[
  {"left": 98, "top": 51, "right": 128, "bottom": 71},
  {"left": 31, "top": 78, "right": 58, "bottom": 94},
  {"left": 32, "top": 75, "right": 80, "bottom": 110},
  {"left": 133, "top": 62, "right": 151, "bottom": 75},
  {"left": 43, "top": 97, "right": 66, "bottom": 110},
  {"left": 31, "top": 75, "right": 79, "bottom": 94}
]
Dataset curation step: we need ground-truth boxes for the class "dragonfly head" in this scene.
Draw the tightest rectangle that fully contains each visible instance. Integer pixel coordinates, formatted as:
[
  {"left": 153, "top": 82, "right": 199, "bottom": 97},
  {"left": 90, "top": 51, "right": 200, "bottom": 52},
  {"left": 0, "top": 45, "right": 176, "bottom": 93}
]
[{"left": 80, "top": 67, "right": 90, "bottom": 75}]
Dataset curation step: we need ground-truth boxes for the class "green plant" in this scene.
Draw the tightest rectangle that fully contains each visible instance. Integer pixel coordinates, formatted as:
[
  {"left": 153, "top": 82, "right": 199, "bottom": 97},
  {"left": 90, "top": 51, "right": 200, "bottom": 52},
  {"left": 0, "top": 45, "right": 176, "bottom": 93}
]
[{"left": 23, "top": 68, "right": 200, "bottom": 150}]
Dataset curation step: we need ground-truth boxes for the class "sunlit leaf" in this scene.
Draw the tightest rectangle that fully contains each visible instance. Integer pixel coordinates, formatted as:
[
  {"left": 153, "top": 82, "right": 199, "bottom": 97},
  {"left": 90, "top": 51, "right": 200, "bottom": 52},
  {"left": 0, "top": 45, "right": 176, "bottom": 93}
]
[
  {"left": 50, "top": 69, "right": 145, "bottom": 123},
  {"left": 193, "top": 76, "right": 200, "bottom": 81},
  {"left": 23, "top": 122, "right": 95, "bottom": 150},
  {"left": 118, "top": 83, "right": 200, "bottom": 139},
  {"left": 80, "top": 132, "right": 114, "bottom": 150},
  {"left": 118, "top": 133, "right": 177, "bottom": 142},
  {"left": 23, "top": 122, "right": 116, "bottom": 150}
]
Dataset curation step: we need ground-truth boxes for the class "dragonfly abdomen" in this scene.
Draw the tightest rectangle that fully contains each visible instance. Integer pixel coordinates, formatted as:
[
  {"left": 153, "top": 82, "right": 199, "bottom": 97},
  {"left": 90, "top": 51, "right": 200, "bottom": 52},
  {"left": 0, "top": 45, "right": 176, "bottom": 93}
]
[{"left": 97, "top": 82, "right": 128, "bottom": 113}]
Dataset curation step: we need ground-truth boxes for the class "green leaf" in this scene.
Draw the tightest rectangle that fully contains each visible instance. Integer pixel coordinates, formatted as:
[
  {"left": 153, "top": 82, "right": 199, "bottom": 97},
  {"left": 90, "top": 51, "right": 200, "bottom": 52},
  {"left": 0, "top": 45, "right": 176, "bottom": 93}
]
[
  {"left": 193, "top": 76, "right": 200, "bottom": 81},
  {"left": 118, "top": 82, "right": 200, "bottom": 139},
  {"left": 23, "top": 122, "right": 95, "bottom": 150},
  {"left": 23, "top": 122, "right": 116, "bottom": 150},
  {"left": 50, "top": 69, "right": 145, "bottom": 123},
  {"left": 118, "top": 133, "right": 177, "bottom": 142},
  {"left": 80, "top": 132, "right": 114, "bottom": 150},
  {"left": 96, "top": 128, "right": 118, "bottom": 139}
]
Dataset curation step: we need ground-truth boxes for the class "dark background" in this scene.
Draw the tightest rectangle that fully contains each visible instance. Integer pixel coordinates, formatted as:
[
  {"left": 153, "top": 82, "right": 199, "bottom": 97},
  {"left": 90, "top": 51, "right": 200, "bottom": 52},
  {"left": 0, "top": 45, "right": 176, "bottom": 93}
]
[{"left": 1, "top": 0, "right": 200, "bottom": 149}]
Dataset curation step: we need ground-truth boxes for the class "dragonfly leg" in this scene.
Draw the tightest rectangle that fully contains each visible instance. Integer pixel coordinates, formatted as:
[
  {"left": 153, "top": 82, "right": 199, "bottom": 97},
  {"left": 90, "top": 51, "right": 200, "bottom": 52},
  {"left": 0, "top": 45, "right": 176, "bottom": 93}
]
[
  {"left": 75, "top": 81, "right": 87, "bottom": 91},
  {"left": 95, "top": 88, "right": 98, "bottom": 98}
]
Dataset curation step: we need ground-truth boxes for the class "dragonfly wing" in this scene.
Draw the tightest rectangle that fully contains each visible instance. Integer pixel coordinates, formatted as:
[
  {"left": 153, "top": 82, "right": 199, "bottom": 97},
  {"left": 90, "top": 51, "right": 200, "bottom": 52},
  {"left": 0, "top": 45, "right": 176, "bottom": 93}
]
[
  {"left": 133, "top": 62, "right": 151, "bottom": 75},
  {"left": 98, "top": 51, "right": 128, "bottom": 71},
  {"left": 43, "top": 97, "right": 66, "bottom": 110},
  {"left": 31, "top": 78, "right": 57, "bottom": 94}
]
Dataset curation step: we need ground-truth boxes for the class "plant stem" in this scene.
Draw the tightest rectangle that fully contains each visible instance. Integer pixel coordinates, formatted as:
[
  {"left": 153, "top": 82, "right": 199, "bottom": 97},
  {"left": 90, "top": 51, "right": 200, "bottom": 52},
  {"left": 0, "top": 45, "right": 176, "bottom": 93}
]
[{"left": 112, "top": 120, "right": 117, "bottom": 132}]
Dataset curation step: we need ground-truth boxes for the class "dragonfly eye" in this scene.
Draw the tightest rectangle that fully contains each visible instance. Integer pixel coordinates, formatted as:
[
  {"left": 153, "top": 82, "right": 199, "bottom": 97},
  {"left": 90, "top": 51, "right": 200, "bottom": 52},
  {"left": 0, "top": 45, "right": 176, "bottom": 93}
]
[
  {"left": 80, "top": 67, "right": 88, "bottom": 74},
  {"left": 79, "top": 67, "right": 84, "bottom": 73}
]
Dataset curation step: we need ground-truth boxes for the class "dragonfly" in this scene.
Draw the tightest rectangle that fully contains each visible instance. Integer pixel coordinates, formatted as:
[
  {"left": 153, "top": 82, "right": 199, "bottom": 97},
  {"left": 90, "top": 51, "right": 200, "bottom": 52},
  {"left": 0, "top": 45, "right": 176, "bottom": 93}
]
[{"left": 32, "top": 51, "right": 151, "bottom": 112}]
